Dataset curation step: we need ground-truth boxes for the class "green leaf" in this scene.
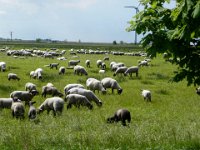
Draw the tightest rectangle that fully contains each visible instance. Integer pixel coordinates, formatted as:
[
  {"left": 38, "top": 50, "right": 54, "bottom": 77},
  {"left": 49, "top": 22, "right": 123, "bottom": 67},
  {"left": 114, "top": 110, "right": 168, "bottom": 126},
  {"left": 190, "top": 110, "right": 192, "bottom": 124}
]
[{"left": 192, "top": 1, "right": 200, "bottom": 18}]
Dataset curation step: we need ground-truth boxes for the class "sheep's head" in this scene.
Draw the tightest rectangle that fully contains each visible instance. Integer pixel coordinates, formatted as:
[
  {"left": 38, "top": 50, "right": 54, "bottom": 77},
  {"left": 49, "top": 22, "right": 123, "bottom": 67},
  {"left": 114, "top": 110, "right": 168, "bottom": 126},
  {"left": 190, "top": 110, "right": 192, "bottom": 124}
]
[
  {"left": 118, "top": 89, "right": 123, "bottom": 95},
  {"left": 88, "top": 104, "right": 93, "bottom": 110},
  {"left": 107, "top": 117, "right": 114, "bottom": 123},
  {"left": 196, "top": 88, "right": 200, "bottom": 95},
  {"left": 30, "top": 90, "right": 39, "bottom": 96},
  {"left": 58, "top": 92, "right": 64, "bottom": 97},
  {"left": 97, "top": 101, "right": 103, "bottom": 107}
]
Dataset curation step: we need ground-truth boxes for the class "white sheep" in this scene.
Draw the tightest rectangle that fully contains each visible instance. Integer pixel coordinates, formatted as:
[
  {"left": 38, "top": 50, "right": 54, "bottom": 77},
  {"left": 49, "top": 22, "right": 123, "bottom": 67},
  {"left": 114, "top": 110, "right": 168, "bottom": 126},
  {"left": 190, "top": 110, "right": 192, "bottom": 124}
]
[
  {"left": 25, "top": 82, "right": 38, "bottom": 92},
  {"left": 8, "top": 73, "right": 20, "bottom": 81},
  {"left": 11, "top": 98, "right": 25, "bottom": 119},
  {"left": 113, "top": 66, "right": 127, "bottom": 76},
  {"left": 138, "top": 60, "right": 149, "bottom": 67},
  {"left": 141, "top": 89, "right": 151, "bottom": 102},
  {"left": 28, "top": 101, "right": 37, "bottom": 119},
  {"left": 124, "top": 66, "right": 139, "bottom": 77},
  {"left": 86, "top": 78, "right": 106, "bottom": 94},
  {"left": 96, "top": 60, "right": 103, "bottom": 68},
  {"left": 0, "top": 98, "right": 13, "bottom": 109},
  {"left": 64, "top": 83, "right": 85, "bottom": 95},
  {"left": 111, "top": 62, "right": 125, "bottom": 71},
  {"left": 99, "top": 69, "right": 105, "bottom": 74},
  {"left": 68, "top": 60, "right": 80, "bottom": 67},
  {"left": 101, "top": 77, "right": 123, "bottom": 94},
  {"left": 85, "top": 60, "right": 90, "bottom": 68},
  {"left": 74, "top": 65, "right": 88, "bottom": 76},
  {"left": 67, "top": 88, "right": 102, "bottom": 107},
  {"left": 58, "top": 66, "right": 66, "bottom": 75},
  {"left": 46, "top": 82, "right": 54, "bottom": 87},
  {"left": 38, "top": 97, "right": 64, "bottom": 116},
  {"left": 103, "top": 56, "right": 109, "bottom": 61},
  {"left": 34, "top": 68, "right": 43, "bottom": 79},
  {"left": 41, "top": 85, "right": 63, "bottom": 98},
  {"left": 49, "top": 63, "right": 59, "bottom": 69},
  {"left": 65, "top": 94, "right": 93, "bottom": 109},
  {"left": 0, "top": 62, "right": 6, "bottom": 72},
  {"left": 30, "top": 71, "right": 36, "bottom": 79},
  {"left": 196, "top": 87, "right": 200, "bottom": 95}
]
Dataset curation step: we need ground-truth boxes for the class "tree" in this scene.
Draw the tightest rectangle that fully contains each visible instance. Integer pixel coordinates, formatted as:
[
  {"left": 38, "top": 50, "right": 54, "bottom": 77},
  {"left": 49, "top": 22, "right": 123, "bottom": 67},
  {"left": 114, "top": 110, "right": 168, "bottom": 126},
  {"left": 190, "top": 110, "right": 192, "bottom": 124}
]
[
  {"left": 113, "top": 40, "right": 117, "bottom": 45},
  {"left": 127, "top": 0, "right": 200, "bottom": 86}
]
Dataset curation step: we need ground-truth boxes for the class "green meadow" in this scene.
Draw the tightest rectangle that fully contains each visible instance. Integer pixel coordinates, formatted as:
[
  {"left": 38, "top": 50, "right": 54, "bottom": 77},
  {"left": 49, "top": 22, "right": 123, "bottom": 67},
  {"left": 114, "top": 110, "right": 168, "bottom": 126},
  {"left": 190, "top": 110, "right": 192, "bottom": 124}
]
[{"left": 0, "top": 48, "right": 200, "bottom": 150}]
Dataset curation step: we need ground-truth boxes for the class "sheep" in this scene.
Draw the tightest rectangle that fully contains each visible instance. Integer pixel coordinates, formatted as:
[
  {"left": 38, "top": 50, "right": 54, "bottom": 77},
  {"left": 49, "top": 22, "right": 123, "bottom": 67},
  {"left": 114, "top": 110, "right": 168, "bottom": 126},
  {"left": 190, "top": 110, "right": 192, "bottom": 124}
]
[
  {"left": 59, "top": 66, "right": 66, "bottom": 75},
  {"left": 28, "top": 101, "right": 37, "bottom": 120},
  {"left": 196, "top": 87, "right": 200, "bottom": 95},
  {"left": 138, "top": 60, "right": 149, "bottom": 67},
  {"left": 67, "top": 88, "right": 102, "bottom": 107},
  {"left": 49, "top": 63, "right": 59, "bottom": 69},
  {"left": 64, "top": 83, "right": 85, "bottom": 95},
  {"left": 74, "top": 65, "right": 88, "bottom": 76},
  {"left": 46, "top": 82, "right": 54, "bottom": 87},
  {"left": 103, "top": 56, "right": 109, "bottom": 61},
  {"left": 41, "top": 85, "right": 63, "bottom": 98},
  {"left": 101, "top": 62, "right": 106, "bottom": 70},
  {"left": 0, "top": 62, "right": 6, "bottom": 72},
  {"left": 68, "top": 60, "right": 80, "bottom": 67},
  {"left": 86, "top": 78, "right": 106, "bottom": 94},
  {"left": 34, "top": 68, "right": 43, "bottom": 79},
  {"left": 85, "top": 60, "right": 90, "bottom": 68},
  {"left": 65, "top": 94, "right": 93, "bottom": 109},
  {"left": 11, "top": 98, "right": 25, "bottom": 119},
  {"left": 141, "top": 89, "right": 151, "bottom": 102},
  {"left": 38, "top": 97, "right": 64, "bottom": 116},
  {"left": 96, "top": 60, "right": 103, "bottom": 68},
  {"left": 99, "top": 69, "right": 105, "bottom": 74},
  {"left": 111, "top": 62, "right": 125, "bottom": 71},
  {"left": 107, "top": 109, "right": 131, "bottom": 126},
  {"left": 124, "top": 66, "right": 139, "bottom": 77},
  {"left": 8, "top": 73, "right": 20, "bottom": 81},
  {"left": 0, "top": 98, "right": 13, "bottom": 109},
  {"left": 101, "top": 77, "right": 123, "bottom": 94},
  {"left": 10, "top": 90, "right": 39, "bottom": 106},
  {"left": 25, "top": 82, "right": 38, "bottom": 92},
  {"left": 113, "top": 66, "right": 127, "bottom": 76}
]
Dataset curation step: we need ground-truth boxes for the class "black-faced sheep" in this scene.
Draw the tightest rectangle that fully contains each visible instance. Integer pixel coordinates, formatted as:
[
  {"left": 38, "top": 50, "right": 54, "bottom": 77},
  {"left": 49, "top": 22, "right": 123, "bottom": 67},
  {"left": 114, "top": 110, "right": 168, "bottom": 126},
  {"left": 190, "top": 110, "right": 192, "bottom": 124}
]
[
  {"left": 107, "top": 109, "right": 131, "bottom": 126},
  {"left": 196, "top": 87, "right": 200, "bottom": 95},
  {"left": 38, "top": 97, "right": 64, "bottom": 116},
  {"left": 50, "top": 63, "right": 59, "bottom": 69},
  {"left": 85, "top": 60, "right": 90, "bottom": 68},
  {"left": 11, "top": 98, "right": 25, "bottom": 119},
  {"left": 101, "top": 62, "right": 106, "bottom": 70},
  {"left": 41, "top": 85, "right": 63, "bottom": 98},
  {"left": 138, "top": 60, "right": 149, "bottom": 67},
  {"left": 0, "top": 98, "right": 13, "bottom": 109},
  {"left": 30, "top": 71, "right": 36, "bottom": 79},
  {"left": 8, "top": 73, "right": 20, "bottom": 81},
  {"left": 0, "top": 62, "right": 6, "bottom": 72},
  {"left": 34, "top": 68, "right": 43, "bottom": 79},
  {"left": 25, "top": 82, "right": 38, "bottom": 92},
  {"left": 113, "top": 66, "right": 127, "bottom": 76},
  {"left": 103, "top": 56, "right": 109, "bottom": 61},
  {"left": 96, "top": 60, "right": 103, "bottom": 68},
  {"left": 28, "top": 101, "right": 37, "bottom": 119},
  {"left": 74, "top": 65, "right": 88, "bottom": 76},
  {"left": 141, "top": 89, "right": 151, "bottom": 102},
  {"left": 124, "top": 66, "right": 139, "bottom": 77},
  {"left": 67, "top": 88, "right": 102, "bottom": 107},
  {"left": 65, "top": 94, "right": 93, "bottom": 109},
  {"left": 101, "top": 77, "right": 123, "bottom": 94},
  {"left": 68, "top": 60, "right": 80, "bottom": 67},
  {"left": 64, "top": 83, "right": 85, "bottom": 95},
  {"left": 111, "top": 62, "right": 125, "bottom": 72},
  {"left": 86, "top": 78, "right": 106, "bottom": 94},
  {"left": 59, "top": 66, "right": 66, "bottom": 75},
  {"left": 10, "top": 90, "right": 39, "bottom": 106}
]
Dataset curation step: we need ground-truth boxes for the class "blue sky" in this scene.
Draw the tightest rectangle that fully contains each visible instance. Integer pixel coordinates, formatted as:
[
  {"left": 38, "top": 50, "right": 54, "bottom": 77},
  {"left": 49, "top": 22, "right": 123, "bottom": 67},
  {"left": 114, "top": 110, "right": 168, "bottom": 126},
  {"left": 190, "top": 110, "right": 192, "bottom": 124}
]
[{"left": 0, "top": 0, "right": 173, "bottom": 43}]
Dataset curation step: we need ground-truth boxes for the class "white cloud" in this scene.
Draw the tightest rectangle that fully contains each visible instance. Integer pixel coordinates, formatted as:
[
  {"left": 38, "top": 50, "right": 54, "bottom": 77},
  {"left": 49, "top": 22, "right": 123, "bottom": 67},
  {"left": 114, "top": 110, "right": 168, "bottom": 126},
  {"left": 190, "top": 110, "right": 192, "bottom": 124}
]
[
  {"left": 61, "top": 0, "right": 97, "bottom": 10},
  {"left": 0, "top": 10, "right": 6, "bottom": 15}
]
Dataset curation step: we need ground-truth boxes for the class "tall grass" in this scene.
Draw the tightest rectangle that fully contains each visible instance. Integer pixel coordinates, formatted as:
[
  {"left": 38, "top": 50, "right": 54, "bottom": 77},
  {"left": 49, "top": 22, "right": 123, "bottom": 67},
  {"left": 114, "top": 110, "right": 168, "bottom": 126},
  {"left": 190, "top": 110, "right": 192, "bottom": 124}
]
[{"left": 0, "top": 50, "right": 200, "bottom": 149}]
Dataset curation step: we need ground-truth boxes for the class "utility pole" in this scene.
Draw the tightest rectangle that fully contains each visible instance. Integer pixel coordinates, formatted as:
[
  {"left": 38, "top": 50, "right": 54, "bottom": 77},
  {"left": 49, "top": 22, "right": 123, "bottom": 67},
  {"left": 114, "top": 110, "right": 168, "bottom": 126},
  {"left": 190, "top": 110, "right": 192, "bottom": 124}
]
[
  {"left": 10, "top": 31, "right": 13, "bottom": 41},
  {"left": 125, "top": 5, "right": 139, "bottom": 45}
]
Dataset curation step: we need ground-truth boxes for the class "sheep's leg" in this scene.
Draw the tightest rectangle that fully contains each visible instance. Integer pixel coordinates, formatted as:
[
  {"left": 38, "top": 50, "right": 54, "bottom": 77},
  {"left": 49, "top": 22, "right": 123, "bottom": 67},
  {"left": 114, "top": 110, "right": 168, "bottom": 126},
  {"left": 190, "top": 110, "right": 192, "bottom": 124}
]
[
  {"left": 12, "top": 110, "right": 15, "bottom": 118},
  {"left": 67, "top": 104, "right": 72, "bottom": 109},
  {"left": 53, "top": 110, "right": 56, "bottom": 116},
  {"left": 112, "top": 88, "right": 114, "bottom": 94}
]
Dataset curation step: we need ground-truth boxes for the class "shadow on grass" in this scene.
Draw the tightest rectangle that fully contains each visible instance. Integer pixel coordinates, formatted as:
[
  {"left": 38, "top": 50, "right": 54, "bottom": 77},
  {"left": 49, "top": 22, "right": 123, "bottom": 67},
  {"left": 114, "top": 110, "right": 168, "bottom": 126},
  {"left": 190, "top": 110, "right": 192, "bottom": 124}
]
[
  {"left": 0, "top": 85, "right": 17, "bottom": 93},
  {"left": 147, "top": 72, "right": 170, "bottom": 80},
  {"left": 155, "top": 89, "right": 169, "bottom": 95},
  {"left": 140, "top": 80, "right": 154, "bottom": 85}
]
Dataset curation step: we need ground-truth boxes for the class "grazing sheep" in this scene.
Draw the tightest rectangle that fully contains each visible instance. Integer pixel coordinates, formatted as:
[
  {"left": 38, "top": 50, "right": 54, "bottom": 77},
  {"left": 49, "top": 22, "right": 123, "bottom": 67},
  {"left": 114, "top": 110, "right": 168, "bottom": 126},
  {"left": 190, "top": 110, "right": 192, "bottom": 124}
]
[
  {"left": 107, "top": 109, "right": 131, "bottom": 126},
  {"left": 34, "top": 68, "right": 43, "bottom": 79},
  {"left": 25, "top": 82, "right": 37, "bottom": 92},
  {"left": 0, "top": 62, "right": 6, "bottom": 72},
  {"left": 101, "top": 62, "right": 106, "bottom": 70},
  {"left": 59, "top": 66, "right": 66, "bottom": 75},
  {"left": 28, "top": 101, "right": 37, "bottom": 119},
  {"left": 38, "top": 97, "right": 64, "bottom": 116},
  {"left": 86, "top": 78, "right": 106, "bottom": 94},
  {"left": 196, "top": 87, "right": 200, "bottom": 95},
  {"left": 99, "top": 69, "right": 105, "bottom": 74},
  {"left": 113, "top": 66, "right": 127, "bottom": 76},
  {"left": 111, "top": 62, "right": 125, "bottom": 72},
  {"left": 141, "top": 89, "right": 151, "bottom": 102},
  {"left": 64, "top": 83, "right": 85, "bottom": 95},
  {"left": 85, "top": 60, "right": 90, "bottom": 68},
  {"left": 46, "top": 82, "right": 54, "bottom": 87},
  {"left": 68, "top": 60, "right": 80, "bottom": 67},
  {"left": 67, "top": 88, "right": 102, "bottom": 107},
  {"left": 103, "top": 56, "right": 109, "bottom": 61},
  {"left": 65, "top": 94, "right": 93, "bottom": 109},
  {"left": 138, "top": 60, "right": 149, "bottom": 67},
  {"left": 11, "top": 98, "right": 25, "bottom": 119},
  {"left": 30, "top": 71, "right": 36, "bottom": 79},
  {"left": 50, "top": 63, "right": 59, "bottom": 69},
  {"left": 96, "top": 60, "right": 103, "bottom": 68},
  {"left": 42, "top": 85, "right": 63, "bottom": 98},
  {"left": 10, "top": 90, "right": 39, "bottom": 106},
  {"left": 101, "top": 77, "right": 123, "bottom": 94},
  {"left": 0, "top": 98, "right": 13, "bottom": 109},
  {"left": 8, "top": 73, "right": 20, "bottom": 81},
  {"left": 124, "top": 66, "right": 139, "bottom": 77},
  {"left": 74, "top": 65, "right": 88, "bottom": 76}
]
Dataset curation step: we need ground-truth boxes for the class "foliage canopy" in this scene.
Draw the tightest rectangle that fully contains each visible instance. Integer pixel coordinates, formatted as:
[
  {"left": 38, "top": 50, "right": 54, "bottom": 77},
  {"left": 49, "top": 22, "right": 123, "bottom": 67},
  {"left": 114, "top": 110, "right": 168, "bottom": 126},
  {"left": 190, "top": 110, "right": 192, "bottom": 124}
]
[{"left": 127, "top": 0, "right": 200, "bottom": 86}]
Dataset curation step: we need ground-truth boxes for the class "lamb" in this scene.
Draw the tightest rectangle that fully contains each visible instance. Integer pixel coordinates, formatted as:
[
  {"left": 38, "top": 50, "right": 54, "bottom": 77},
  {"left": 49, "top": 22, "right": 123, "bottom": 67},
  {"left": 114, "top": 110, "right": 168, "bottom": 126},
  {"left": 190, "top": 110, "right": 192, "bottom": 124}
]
[
  {"left": 0, "top": 62, "right": 6, "bottom": 72},
  {"left": 65, "top": 94, "right": 93, "bottom": 109},
  {"left": 28, "top": 101, "right": 37, "bottom": 119},
  {"left": 113, "top": 66, "right": 127, "bottom": 76},
  {"left": 8, "top": 73, "right": 20, "bottom": 81},
  {"left": 0, "top": 98, "right": 13, "bottom": 109},
  {"left": 34, "top": 68, "right": 43, "bottom": 79},
  {"left": 196, "top": 87, "right": 200, "bottom": 95},
  {"left": 103, "top": 56, "right": 109, "bottom": 61},
  {"left": 38, "top": 97, "right": 64, "bottom": 116},
  {"left": 42, "top": 85, "right": 63, "bottom": 98},
  {"left": 107, "top": 109, "right": 131, "bottom": 126},
  {"left": 49, "top": 63, "right": 59, "bottom": 69},
  {"left": 67, "top": 88, "right": 102, "bottom": 107},
  {"left": 11, "top": 98, "right": 25, "bottom": 119},
  {"left": 141, "top": 89, "right": 151, "bottom": 102},
  {"left": 101, "top": 62, "right": 106, "bottom": 70},
  {"left": 64, "top": 83, "right": 85, "bottom": 95},
  {"left": 74, "top": 65, "right": 88, "bottom": 76},
  {"left": 25, "top": 82, "right": 38, "bottom": 92},
  {"left": 101, "top": 77, "right": 123, "bottom": 94},
  {"left": 96, "top": 60, "right": 103, "bottom": 68},
  {"left": 124, "top": 66, "right": 139, "bottom": 77},
  {"left": 138, "top": 60, "right": 149, "bottom": 67},
  {"left": 86, "top": 78, "right": 106, "bottom": 94},
  {"left": 68, "top": 60, "right": 80, "bottom": 67},
  {"left": 10, "top": 90, "right": 39, "bottom": 105},
  {"left": 85, "top": 60, "right": 90, "bottom": 68},
  {"left": 59, "top": 66, "right": 66, "bottom": 75}
]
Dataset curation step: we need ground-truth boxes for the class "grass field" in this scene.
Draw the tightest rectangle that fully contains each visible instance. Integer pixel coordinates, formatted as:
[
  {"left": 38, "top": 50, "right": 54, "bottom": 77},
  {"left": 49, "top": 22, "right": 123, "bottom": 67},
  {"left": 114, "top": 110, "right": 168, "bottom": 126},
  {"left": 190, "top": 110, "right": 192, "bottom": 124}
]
[{"left": 0, "top": 48, "right": 200, "bottom": 150}]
